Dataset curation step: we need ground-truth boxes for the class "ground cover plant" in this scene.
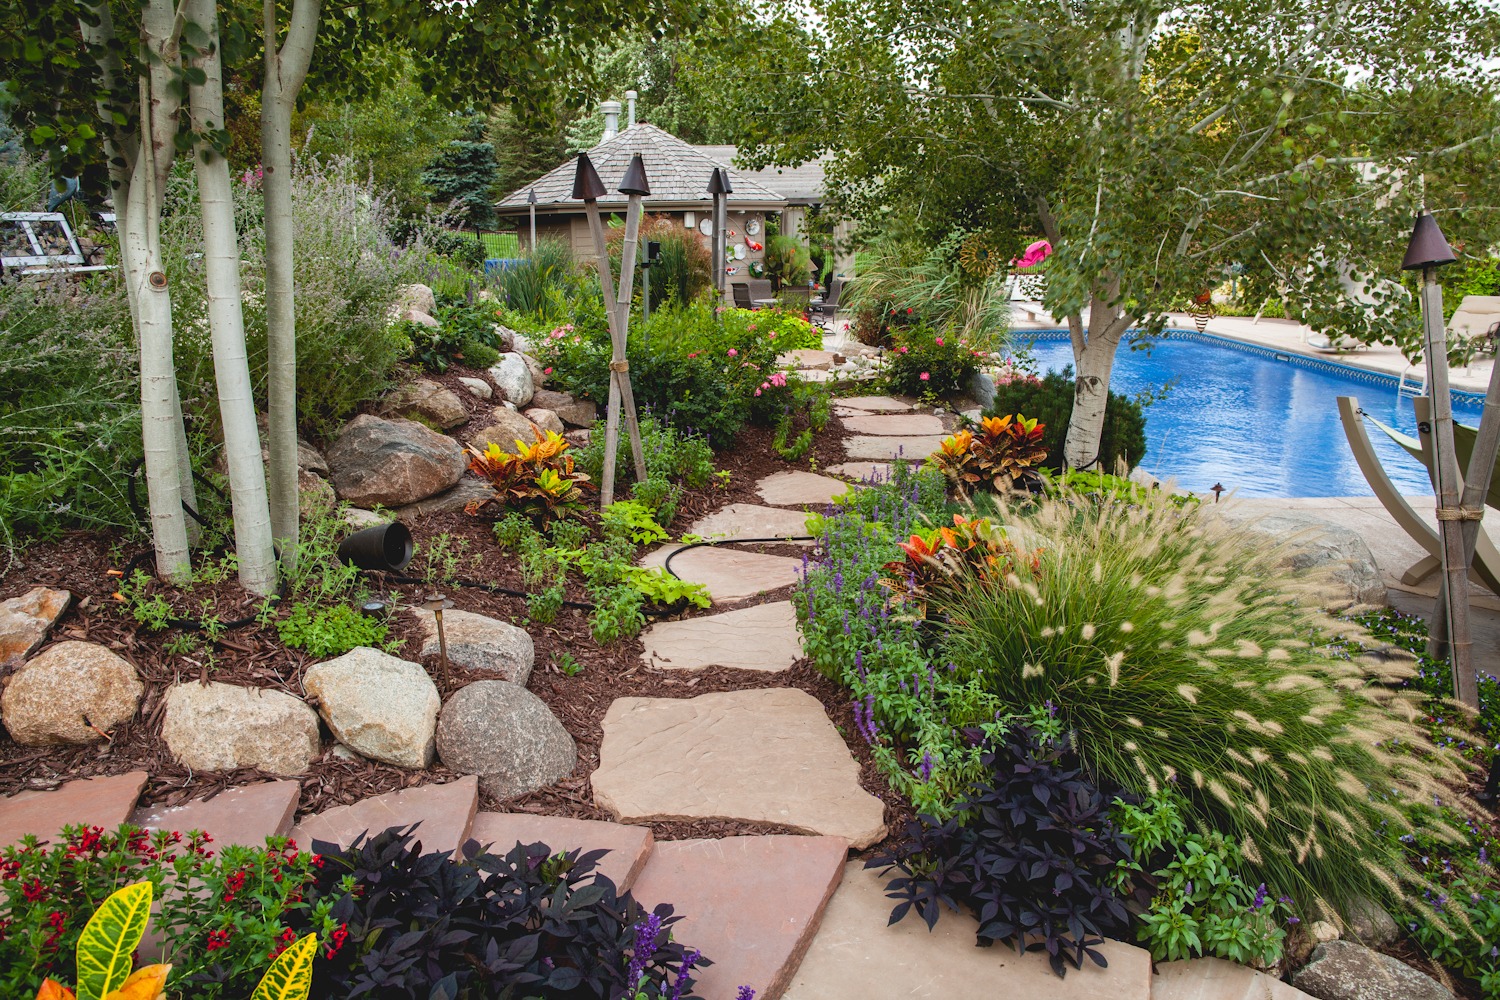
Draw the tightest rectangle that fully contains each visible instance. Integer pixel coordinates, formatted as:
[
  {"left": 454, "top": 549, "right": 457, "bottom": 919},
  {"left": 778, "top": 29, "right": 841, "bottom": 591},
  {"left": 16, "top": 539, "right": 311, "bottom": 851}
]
[{"left": 883, "top": 327, "right": 983, "bottom": 400}]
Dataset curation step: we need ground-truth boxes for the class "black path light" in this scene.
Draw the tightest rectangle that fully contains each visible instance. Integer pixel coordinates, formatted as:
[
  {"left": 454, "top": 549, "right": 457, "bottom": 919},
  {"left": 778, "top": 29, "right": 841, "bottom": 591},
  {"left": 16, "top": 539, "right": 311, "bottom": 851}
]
[
  {"left": 708, "top": 167, "right": 732, "bottom": 300},
  {"left": 574, "top": 152, "right": 647, "bottom": 505}
]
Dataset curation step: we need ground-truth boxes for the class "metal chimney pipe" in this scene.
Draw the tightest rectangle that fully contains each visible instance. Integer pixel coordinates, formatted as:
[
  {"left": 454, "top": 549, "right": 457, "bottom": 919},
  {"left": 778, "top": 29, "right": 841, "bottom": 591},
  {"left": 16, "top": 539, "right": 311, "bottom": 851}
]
[
  {"left": 625, "top": 91, "right": 637, "bottom": 128},
  {"left": 601, "top": 100, "right": 622, "bottom": 141}
]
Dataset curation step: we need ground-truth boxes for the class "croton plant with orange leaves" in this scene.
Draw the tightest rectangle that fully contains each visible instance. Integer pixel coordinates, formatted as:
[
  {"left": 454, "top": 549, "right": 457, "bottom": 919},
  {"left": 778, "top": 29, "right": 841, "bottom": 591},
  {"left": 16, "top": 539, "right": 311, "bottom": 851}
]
[
  {"left": 927, "top": 413, "right": 1048, "bottom": 495},
  {"left": 464, "top": 429, "right": 593, "bottom": 523},
  {"left": 882, "top": 514, "right": 1040, "bottom": 616}
]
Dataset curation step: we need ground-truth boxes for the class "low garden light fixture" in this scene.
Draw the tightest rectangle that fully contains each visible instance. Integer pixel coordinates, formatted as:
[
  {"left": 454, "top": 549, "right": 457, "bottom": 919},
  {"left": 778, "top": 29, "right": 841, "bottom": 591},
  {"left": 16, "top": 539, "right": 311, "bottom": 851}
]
[
  {"left": 422, "top": 592, "right": 456, "bottom": 688},
  {"left": 1210, "top": 482, "right": 1225, "bottom": 502},
  {"left": 527, "top": 188, "right": 538, "bottom": 250}
]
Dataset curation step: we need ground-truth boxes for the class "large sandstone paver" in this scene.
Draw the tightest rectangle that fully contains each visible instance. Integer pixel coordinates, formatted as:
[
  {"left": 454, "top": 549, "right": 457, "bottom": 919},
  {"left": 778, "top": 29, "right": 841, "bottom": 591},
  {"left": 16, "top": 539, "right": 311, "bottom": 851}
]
[
  {"left": 843, "top": 435, "right": 947, "bottom": 461},
  {"left": 593, "top": 689, "right": 886, "bottom": 848},
  {"left": 638, "top": 547, "right": 803, "bottom": 604},
  {"left": 785, "top": 862, "right": 1152, "bottom": 1000},
  {"left": 631, "top": 836, "right": 848, "bottom": 1000},
  {"left": 687, "top": 504, "right": 814, "bottom": 543},
  {"left": 779, "top": 349, "right": 839, "bottom": 370},
  {"left": 839, "top": 413, "right": 946, "bottom": 436},
  {"left": 641, "top": 602, "right": 803, "bottom": 672},
  {"left": 131, "top": 781, "right": 300, "bottom": 848},
  {"left": 466, "top": 812, "right": 654, "bottom": 891},
  {"left": 833, "top": 396, "right": 914, "bottom": 412},
  {"left": 0, "top": 772, "right": 148, "bottom": 848},
  {"left": 825, "top": 462, "right": 895, "bottom": 481},
  {"left": 1154, "top": 957, "right": 1316, "bottom": 1000},
  {"left": 755, "top": 471, "right": 852, "bottom": 508},
  {"left": 290, "top": 775, "right": 478, "bottom": 856}
]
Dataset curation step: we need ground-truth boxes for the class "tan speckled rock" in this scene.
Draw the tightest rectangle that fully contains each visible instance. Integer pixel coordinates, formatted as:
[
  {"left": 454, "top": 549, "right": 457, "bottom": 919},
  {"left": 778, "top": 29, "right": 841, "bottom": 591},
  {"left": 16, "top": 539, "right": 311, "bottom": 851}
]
[
  {"left": 593, "top": 689, "right": 886, "bottom": 848},
  {"left": 0, "top": 587, "right": 71, "bottom": 662},
  {"left": 161, "top": 682, "right": 321, "bottom": 775},
  {"left": 304, "top": 648, "right": 440, "bottom": 768},
  {"left": 2, "top": 641, "right": 142, "bottom": 745}
]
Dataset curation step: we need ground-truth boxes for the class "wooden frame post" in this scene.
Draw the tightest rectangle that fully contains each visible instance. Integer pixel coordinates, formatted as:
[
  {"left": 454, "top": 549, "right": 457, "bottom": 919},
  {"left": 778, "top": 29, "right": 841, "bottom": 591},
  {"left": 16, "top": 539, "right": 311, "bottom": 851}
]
[{"left": 573, "top": 153, "right": 647, "bottom": 506}]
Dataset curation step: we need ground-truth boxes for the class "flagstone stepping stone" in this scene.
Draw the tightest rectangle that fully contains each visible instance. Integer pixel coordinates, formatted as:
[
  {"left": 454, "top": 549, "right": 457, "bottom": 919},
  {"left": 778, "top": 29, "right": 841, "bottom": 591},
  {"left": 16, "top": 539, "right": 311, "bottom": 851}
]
[
  {"left": 833, "top": 395, "right": 913, "bottom": 412},
  {"left": 0, "top": 586, "right": 70, "bottom": 662},
  {"left": 466, "top": 812, "right": 654, "bottom": 891},
  {"left": 687, "top": 503, "right": 814, "bottom": 543},
  {"left": 631, "top": 836, "right": 848, "bottom": 1000},
  {"left": 843, "top": 435, "right": 947, "bottom": 461},
  {"left": 1154, "top": 957, "right": 1316, "bottom": 1000},
  {"left": 411, "top": 608, "right": 534, "bottom": 684},
  {"left": 824, "top": 462, "right": 895, "bottom": 481},
  {"left": 637, "top": 547, "right": 803, "bottom": 604},
  {"left": 131, "top": 781, "right": 300, "bottom": 848},
  {"left": 641, "top": 602, "right": 802, "bottom": 672},
  {"left": 784, "top": 862, "right": 1152, "bottom": 1000},
  {"left": 839, "top": 413, "right": 945, "bottom": 436},
  {"left": 593, "top": 689, "right": 886, "bottom": 847},
  {"left": 290, "top": 775, "right": 479, "bottom": 856},
  {"left": 755, "top": 471, "right": 852, "bottom": 508},
  {"left": 779, "top": 349, "right": 839, "bottom": 370},
  {"left": 0, "top": 771, "right": 148, "bottom": 849}
]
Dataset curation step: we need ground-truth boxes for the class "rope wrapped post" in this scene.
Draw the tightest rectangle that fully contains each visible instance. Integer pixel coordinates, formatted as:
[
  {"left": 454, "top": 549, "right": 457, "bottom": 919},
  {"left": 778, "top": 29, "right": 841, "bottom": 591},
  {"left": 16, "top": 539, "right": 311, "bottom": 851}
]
[
  {"left": 574, "top": 153, "right": 647, "bottom": 506},
  {"left": 1404, "top": 209, "right": 1477, "bottom": 707}
]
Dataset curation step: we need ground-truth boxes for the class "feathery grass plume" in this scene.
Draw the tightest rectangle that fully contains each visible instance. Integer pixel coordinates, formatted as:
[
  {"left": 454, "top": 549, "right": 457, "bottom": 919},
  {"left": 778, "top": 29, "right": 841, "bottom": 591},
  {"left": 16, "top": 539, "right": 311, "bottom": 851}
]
[{"left": 933, "top": 486, "right": 1479, "bottom": 917}]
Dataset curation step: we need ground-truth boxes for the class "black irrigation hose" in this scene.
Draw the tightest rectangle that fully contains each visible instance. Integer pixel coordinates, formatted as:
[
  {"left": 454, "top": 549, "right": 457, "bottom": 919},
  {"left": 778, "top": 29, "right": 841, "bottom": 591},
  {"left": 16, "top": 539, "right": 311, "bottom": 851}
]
[
  {"left": 380, "top": 573, "right": 595, "bottom": 611},
  {"left": 661, "top": 535, "right": 818, "bottom": 579}
]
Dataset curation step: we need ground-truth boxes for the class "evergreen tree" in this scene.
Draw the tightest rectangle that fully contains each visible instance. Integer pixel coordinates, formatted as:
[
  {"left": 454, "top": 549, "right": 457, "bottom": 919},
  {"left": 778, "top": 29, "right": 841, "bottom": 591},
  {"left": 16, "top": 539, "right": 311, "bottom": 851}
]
[{"left": 423, "top": 115, "right": 500, "bottom": 228}]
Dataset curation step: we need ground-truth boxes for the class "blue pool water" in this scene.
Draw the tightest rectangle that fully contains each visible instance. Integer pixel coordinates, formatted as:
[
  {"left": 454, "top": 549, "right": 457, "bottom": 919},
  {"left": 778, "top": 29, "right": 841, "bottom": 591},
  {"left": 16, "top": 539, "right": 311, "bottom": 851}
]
[{"left": 1019, "top": 330, "right": 1487, "bottom": 498}]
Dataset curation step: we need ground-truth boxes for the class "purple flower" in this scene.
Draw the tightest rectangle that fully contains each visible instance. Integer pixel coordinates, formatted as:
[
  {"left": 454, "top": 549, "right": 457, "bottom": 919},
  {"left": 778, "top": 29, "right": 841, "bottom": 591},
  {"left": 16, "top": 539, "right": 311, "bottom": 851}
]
[
  {"left": 668, "top": 949, "right": 703, "bottom": 1000},
  {"left": 627, "top": 913, "right": 663, "bottom": 986},
  {"left": 736, "top": 988, "right": 757, "bottom": 1000},
  {"left": 1251, "top": 884, "right": 1268, "bottom": 911},
  {"left": 918, "top": 750, "right": 934, "bottom": 782}
]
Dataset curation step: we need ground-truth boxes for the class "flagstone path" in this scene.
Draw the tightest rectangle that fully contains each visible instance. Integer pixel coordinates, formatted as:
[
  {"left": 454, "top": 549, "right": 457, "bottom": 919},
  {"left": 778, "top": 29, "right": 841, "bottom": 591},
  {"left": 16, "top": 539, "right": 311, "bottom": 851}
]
[{"left": 0, "top": 376, "right": 1291, "bottom": 999}]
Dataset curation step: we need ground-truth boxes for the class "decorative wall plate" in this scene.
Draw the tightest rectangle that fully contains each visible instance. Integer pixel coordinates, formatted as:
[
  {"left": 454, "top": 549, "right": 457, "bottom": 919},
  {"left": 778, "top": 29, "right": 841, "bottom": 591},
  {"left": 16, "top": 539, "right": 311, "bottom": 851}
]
[
  {"left": 733, "top": 243, "right": 746, "bottom": 260},
  {"left": 698, "top": 218, "right": 714, "bottom": 237},
  {"left": 746, "top": 219, "right": 761, "bottom": 236}
]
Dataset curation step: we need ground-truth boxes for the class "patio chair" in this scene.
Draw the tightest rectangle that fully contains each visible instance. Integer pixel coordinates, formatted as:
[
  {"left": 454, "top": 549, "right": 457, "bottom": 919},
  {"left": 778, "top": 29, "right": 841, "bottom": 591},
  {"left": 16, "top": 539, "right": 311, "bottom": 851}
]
[
  {"left": 1337, "top": 394, "right": 1500, "bottom": 593},
  {"left": 731, "top": 283, "right": 753, "bottom": 310},
  {"left": 1448, "top": 295, "right": 1500, "bottom": 365},
  {"left": 810, "top": 278, "right": 842, "bottom": 328},
  {"left": 779, "top": 286, "right": 811, "bottom": 312},
  {"left": 748, "top": 278, "right": 775, "bottom": 307}
]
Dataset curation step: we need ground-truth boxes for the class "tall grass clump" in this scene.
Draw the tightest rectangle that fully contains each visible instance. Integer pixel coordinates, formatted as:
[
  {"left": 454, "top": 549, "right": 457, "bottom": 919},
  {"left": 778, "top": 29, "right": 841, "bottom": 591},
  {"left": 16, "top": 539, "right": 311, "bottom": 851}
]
[
  {"left": 930, "top": 488, "right": 1476, "bottom": 915},
  {"left": 495, "top": 237, "right": 583, "bottom": 319}
]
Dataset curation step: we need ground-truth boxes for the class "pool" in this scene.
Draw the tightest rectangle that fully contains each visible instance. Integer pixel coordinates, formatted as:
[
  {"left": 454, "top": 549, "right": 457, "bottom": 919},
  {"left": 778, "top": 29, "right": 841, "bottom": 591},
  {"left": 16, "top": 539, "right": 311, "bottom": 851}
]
[{"left": 1018, "top": 330, "right": 1488, "bottom": 498}]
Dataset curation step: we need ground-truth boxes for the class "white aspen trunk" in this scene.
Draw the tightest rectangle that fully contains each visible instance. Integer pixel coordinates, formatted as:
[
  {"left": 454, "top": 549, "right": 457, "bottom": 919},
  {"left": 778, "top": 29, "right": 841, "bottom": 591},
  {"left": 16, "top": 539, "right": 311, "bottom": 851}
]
[
  {"left": 124, "top": 141, "right": 192, "bottom": 582},
  {"left": 1062, "top": 292, "right": 1131, "bottom": 470},
  {"left": 261, "top": 0, "right": 322, "bottom": 568},
  {"left": 188, "top": 0, "right": 278, "bottom": 595}
]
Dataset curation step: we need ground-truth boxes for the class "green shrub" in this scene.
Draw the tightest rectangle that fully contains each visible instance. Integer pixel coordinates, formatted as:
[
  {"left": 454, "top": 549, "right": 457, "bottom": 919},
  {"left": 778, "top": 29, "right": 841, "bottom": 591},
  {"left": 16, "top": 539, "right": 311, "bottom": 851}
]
[
  {"left": 928, "top": 489, "right": 1472, "bottom": 915},
  {"left": 577, "top": 416, "right": 717, "bottom": 491},
  {"left": 494, "top": 238, "right": 585, "bottom": 318},
  {"left": 884, "top": 327, "right": 981, "bottom": 398},
  {"left": 605, "top": 214, "right": 712, "bottom": 308},
  {"left": 404, "top": 301, "right": 506, "bottom": 373},
  {"left": 984, "top": 366, "right": 1147, "bottom": 472},
  {"left": 276, "top": 601, "right": 389, "bottom": 658}
]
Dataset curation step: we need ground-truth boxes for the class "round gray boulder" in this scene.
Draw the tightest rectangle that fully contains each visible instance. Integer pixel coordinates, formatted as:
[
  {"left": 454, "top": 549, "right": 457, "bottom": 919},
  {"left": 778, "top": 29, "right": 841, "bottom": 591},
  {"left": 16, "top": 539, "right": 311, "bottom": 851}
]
[
  {"left": 436, "top": 681, "right": 575, "bottom": 800},
  {"left": 488, "top": 353, "right": 535, "bottom": 407},
  {"left": 1291, "top": 940, "right": 1454, "bottom": 1000},
  {"left": 1220, "top": 510, "right": 1387, "bottom": 607},
  {"left": 412, "top": 608, "right": 534, "bottom": 685}
]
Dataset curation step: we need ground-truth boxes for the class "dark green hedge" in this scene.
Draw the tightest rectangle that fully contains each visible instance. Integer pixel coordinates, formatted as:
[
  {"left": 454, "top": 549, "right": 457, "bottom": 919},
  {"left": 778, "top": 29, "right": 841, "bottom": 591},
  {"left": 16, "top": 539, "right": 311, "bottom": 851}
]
[{"left": 983, "top": 366, "right": 1147, "bottom": 472}]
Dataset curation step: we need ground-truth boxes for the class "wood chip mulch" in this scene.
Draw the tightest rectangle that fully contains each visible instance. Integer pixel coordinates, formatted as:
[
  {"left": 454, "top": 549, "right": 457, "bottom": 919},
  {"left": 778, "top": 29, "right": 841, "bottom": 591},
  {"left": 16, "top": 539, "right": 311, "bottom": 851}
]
[{"left": 0, "top": 399, "right": 910, "bottom": 851}]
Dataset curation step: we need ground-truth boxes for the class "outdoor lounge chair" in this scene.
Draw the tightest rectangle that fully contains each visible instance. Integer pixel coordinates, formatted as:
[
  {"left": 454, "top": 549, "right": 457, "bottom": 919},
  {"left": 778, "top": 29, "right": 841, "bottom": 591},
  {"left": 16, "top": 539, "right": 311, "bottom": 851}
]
[
  {"left": 779, "top": 285, "right": 811, "bottom": 312},
  {"left": 731, "top": 283, "right": 753, "bottom": 310},
  {"left": 809, "top": 278, "right": 842, "bottom": 328},
  {"left": 1337, "top": 394, "right": 1500, "bottom": 593},
  {"left": 1448, "top": 295, "right": 1500, "bottom": 365},
  {"left": 748, "top": 278, "right": 775, "bottom": 307}
]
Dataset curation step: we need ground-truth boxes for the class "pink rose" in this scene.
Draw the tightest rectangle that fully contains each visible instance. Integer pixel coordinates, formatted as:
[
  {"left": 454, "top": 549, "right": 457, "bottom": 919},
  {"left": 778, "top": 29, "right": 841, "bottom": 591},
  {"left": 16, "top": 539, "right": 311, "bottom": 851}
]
[
  {"left": 544, "top": 367, "right": 553, "bottom": 375},
  {"left": 768, "top": 332, "right": 775, "bottom": 339},
  {"left": 935, "top": 337, "right": 944, "bottom": 346},
  {"left": 920, "top": 372, "right": 930, "bottom": 381},
  {"left": 754, "top": 388, "right": 762, "bottom": 396},
  {"left": 728, "top": 348, "right": 738, "bottom": 357},
  {"left": 898, "top": 346, "right": 909, "bottom": 353}
]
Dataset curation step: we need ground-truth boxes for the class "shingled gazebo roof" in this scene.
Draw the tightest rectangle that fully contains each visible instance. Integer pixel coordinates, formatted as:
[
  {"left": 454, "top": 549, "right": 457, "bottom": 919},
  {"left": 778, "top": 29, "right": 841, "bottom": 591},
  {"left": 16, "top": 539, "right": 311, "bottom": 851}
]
[{"left": 495, "top": 123, "right": 787, "bottom": 216}]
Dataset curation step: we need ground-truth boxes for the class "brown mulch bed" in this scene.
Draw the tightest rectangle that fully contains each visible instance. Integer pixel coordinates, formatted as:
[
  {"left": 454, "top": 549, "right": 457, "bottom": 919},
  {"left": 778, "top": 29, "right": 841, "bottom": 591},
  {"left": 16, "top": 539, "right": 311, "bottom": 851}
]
[{"left": 0, "top": 402, "right": 910, "bottom": 848}]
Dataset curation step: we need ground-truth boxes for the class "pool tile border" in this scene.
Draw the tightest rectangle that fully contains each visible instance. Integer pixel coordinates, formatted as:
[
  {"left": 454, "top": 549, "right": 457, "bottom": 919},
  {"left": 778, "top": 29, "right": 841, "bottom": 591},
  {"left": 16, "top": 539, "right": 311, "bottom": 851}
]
[{"left": 1018, "top": 328, "right": 1488, "bottom": 408}]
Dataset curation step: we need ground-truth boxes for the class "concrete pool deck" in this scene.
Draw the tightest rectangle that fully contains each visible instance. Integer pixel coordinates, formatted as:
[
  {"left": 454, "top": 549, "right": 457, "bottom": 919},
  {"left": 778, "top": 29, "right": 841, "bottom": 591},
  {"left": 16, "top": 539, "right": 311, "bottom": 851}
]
[{"left": 1010, "top": 308, "right": 1498, "bottom": 395}]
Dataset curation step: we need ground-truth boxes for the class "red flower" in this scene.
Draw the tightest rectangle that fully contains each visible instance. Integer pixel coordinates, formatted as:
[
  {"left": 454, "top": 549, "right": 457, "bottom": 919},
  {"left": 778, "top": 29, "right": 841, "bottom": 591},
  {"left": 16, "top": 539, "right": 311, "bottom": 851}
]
[
  {"left": 325, "top": 921, "right": 349, "bottom": 960},
  {"left": 22, "top": 879, "right": 47, "bottom": 902},
  {"left": 206, "top": 929, "right": 231, "bottom": 952},
  {"left": 905, "top": 307, "right": 913, "bottom": 314}
]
